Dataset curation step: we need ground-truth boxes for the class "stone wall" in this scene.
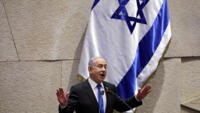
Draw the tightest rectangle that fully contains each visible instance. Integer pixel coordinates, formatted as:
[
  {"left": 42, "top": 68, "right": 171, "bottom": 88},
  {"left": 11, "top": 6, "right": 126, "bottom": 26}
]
[{"left": 0, "top": 0, "right": 199, "bottom": 113}]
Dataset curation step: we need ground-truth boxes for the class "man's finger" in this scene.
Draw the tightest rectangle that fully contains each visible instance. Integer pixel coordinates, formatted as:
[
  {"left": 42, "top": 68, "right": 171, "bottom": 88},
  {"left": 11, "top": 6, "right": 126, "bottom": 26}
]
[
  {"left": 56, "top": 90, "right": 59, "bottom": 95},
  {"left": 57, "top": 88, "right": 65, "bottom": 97},
  {"left": 66, "top": 91, "right": 70, "bottom": 96},
  {"left": 57, "top": 89, "right": 60, "bottom": 96},
  {"left": 60, "top": 88, "right": 64, "bottom": 93},
  {"left": 142, "top": 85, "right": 152, "bottom": 93},
  {"left": 138, "top": 89, "right": 142, "bottom": 94},
  {"left": 147, "top": 89, "right": 152, "bottom": 94}
]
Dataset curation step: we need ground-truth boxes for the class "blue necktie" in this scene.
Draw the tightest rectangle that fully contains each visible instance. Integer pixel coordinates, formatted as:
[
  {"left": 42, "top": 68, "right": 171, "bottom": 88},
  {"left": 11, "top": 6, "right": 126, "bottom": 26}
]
[{"left": 97, "top": 84, "right": 104, "bottom": 113}]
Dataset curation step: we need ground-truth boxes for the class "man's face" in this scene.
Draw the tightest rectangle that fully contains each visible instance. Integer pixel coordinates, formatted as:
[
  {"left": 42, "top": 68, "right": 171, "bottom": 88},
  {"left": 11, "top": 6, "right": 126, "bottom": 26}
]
[{"left": 89, "top": 58, "right": 107, "bottom": 84}]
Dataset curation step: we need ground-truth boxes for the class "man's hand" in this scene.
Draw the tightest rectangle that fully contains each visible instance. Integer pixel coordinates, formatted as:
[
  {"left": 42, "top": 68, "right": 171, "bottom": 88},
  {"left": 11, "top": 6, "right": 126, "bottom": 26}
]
[
  {"left": 136, "top": 84, "right": 152, "bottom": 101},
  {"left": 56, "top": 88, "right": 69, "bottom": 107}
]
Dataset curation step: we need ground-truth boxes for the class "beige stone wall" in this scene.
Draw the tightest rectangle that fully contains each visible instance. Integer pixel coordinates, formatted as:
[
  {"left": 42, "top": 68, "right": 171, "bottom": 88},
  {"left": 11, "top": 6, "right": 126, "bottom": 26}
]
[{"left": 0, "top": 0, "right": 199, "bottom": 113}]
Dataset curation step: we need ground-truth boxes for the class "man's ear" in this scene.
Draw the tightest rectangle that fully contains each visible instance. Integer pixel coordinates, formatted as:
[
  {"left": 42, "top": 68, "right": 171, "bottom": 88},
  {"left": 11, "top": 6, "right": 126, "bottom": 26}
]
[{"left": 88, "top": 66, "right": 92, "bottom": 72}]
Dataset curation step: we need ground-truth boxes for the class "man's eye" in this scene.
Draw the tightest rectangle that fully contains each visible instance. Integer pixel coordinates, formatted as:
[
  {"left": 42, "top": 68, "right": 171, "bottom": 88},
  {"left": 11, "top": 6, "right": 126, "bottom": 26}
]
[{"left": 98, "top": 65, "right": 103, "bottom": 68}]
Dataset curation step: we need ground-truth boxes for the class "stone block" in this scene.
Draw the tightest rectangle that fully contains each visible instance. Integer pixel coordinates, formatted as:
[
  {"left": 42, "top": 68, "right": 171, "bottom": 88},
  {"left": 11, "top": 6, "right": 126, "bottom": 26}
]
[
  {"left": 165, "top": 0, "right": 200, "bottom": 57},
  {"left": 3, "top": 0, "right": 93, "bottom": 60},
  {"left": 182, "top": 97, "right": 200, "bottom": 112},
  {"left": 0, "top": 1, "right": 18, "bottom": 61},
  {"left": 181, "top": 106, "right": 200, "bottom": 113},
  {"left": 136, "top": 58, "right": 181, "bottom": 113},
  {"left": 180, "top": 58, "right": 200, "bottom": 104},
  {"left": 0, "top": 61, "right": 61, "bottom": 113},
  {"left": 61, "top": 60, "right": 80, "bottom": 91}
]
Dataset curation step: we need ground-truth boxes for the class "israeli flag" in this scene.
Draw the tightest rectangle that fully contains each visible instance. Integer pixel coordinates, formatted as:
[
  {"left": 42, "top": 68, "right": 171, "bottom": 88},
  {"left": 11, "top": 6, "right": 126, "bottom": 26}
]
[{"left": 78, "top": 0, "right": 171, "bottom": 112}]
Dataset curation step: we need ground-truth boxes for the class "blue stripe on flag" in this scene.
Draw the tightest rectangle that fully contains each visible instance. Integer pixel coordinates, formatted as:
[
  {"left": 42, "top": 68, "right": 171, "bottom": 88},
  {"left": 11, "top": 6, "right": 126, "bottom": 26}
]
[
  {"left": 91, "top": 0, "right": 100, "bottom": 10},
  {"left": 117, "top": 0, "right": 170, "bottom": 99}
]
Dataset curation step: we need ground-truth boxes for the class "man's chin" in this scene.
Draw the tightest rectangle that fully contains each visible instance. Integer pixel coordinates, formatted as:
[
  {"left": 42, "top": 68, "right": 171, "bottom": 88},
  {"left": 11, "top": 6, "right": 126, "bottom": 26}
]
[{"left": 98, "top": 77, "right": 105, "bottom": 82}]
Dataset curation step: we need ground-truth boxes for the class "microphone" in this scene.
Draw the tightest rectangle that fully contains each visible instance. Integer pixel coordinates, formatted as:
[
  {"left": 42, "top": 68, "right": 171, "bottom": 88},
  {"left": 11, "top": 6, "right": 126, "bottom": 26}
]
[
  {"left": 105, "top": 87, "right": 133, "bottom": 111},
  {"left": 100, "top": 90, "right": 104, "bottom": 95}
]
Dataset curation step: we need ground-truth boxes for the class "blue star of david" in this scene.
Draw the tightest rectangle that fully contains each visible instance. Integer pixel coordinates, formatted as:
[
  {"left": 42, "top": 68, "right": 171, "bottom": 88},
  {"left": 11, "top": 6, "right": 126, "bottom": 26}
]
[{"left": 111, "top": 0, "right": 149, "bottom": 33}]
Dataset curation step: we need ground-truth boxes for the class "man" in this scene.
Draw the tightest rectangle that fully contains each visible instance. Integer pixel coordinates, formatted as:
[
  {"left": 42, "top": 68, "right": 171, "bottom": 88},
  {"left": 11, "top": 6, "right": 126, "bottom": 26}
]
[{"left": 56, "top": 57, "right": 151, "bottom": 113}]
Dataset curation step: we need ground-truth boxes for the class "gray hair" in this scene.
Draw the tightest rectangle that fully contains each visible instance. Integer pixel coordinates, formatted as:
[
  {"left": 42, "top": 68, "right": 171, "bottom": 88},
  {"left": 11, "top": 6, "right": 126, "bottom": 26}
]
[{"left": 88, "top": 57, "right": 105, "bottom": 67}]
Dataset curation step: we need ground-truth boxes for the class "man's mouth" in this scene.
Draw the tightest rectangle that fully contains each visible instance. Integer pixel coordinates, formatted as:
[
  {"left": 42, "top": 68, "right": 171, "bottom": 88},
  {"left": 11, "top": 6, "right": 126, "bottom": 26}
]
[{"left": 100, "top": 74, "right": 105, "bottom": 77}]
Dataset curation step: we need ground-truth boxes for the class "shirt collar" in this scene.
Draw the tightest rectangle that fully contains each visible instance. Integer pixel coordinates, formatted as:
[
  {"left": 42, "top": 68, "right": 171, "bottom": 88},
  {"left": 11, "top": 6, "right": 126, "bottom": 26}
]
[{"left": 88, "top": 78, "right": 104, "bottom": 89}]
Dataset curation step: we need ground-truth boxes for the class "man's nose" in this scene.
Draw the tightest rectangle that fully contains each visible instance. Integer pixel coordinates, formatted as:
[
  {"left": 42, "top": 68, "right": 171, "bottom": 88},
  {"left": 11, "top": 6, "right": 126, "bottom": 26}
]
[{"left": 102, "top": 66, "right": 106, "bottom": 71}]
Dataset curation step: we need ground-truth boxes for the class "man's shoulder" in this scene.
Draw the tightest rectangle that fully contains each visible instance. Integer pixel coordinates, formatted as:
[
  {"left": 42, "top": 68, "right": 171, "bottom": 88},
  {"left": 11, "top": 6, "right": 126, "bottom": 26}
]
[
  {"left": 71, "top": 80, "right": 89, "bottom": 90},
  {"left": 103, "top": 81, "right": 116, "bottom": 89}
]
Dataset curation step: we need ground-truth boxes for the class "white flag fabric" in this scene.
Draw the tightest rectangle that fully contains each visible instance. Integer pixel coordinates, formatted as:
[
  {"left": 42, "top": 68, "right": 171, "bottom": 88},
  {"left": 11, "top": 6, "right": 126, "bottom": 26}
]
[{"left": 78, "top": 0, "right": 171, "bottom": 112}]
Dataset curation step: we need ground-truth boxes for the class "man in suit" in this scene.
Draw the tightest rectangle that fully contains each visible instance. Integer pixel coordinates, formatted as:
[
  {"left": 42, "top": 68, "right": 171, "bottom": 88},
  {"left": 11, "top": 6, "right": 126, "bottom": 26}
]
[{"left": 56, "top": 57, "right": 151, "bottom": 113}]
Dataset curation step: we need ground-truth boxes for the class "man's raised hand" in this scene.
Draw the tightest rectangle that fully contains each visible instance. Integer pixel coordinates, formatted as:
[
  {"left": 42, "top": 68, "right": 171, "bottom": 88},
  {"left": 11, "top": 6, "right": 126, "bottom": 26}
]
[
  {"left": 56, "top": 88, "right": 69, "bottom": 107},
  {"left": 136, "top": 84, "right": 152, "bottom": 101}
]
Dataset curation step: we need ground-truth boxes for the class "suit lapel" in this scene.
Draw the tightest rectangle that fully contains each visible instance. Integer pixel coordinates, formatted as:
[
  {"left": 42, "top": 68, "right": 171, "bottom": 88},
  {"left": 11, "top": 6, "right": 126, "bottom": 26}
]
[
  {"left": 85, "top": 80, "right": 100, "bottom": 111},
  {"left": 103, "top": 82, "right": 111, "bottom": 113}
]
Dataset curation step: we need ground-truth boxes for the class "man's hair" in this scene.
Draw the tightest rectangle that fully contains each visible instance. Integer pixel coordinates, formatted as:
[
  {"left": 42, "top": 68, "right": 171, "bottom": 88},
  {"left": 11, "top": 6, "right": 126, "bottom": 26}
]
[{"left": 88, "top": 57, "right": 105, "bottom": 68}]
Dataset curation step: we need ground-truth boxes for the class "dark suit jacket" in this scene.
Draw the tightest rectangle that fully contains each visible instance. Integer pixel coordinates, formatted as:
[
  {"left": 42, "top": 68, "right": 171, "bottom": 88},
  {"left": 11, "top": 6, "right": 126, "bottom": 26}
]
[{"left": 59, "top": 80, "right": 142, "bottom": 113}]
